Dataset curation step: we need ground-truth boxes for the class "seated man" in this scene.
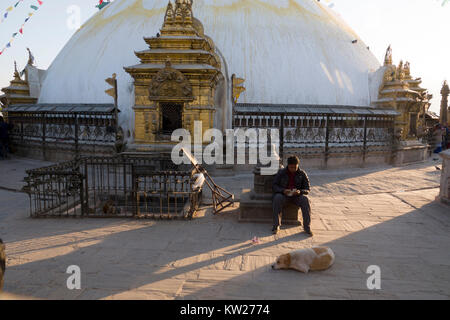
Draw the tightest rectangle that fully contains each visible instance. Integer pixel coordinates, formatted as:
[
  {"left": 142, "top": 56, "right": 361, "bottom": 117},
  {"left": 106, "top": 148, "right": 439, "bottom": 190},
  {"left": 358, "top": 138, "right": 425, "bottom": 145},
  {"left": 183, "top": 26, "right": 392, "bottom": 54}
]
[{"left": 272, "top": 156, "right": 312, "bottom": 236}]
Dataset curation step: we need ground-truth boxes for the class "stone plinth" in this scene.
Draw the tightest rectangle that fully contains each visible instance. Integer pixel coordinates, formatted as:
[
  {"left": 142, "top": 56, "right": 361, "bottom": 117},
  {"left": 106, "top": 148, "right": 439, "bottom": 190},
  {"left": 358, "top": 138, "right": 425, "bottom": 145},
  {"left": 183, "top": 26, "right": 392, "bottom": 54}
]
[
  {"left": 239, "top": 189, "right": 301, "bottom": 225},
  {"left": 239, "top": 166, "right": 301, "bottom": 225},
  {"left": 439, "top": 149, "right": 450, "bottom": 205},
  {"left": 393, "top": 141, "right": 428, "bottom": 166}
]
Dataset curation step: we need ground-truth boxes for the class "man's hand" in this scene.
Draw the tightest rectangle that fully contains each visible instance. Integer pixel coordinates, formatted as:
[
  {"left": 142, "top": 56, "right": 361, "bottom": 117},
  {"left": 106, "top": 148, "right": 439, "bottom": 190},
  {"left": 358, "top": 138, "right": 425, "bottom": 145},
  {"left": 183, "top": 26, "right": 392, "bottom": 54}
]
[{"left": 283, "top": 189, "right": 291, "bottom": 196}]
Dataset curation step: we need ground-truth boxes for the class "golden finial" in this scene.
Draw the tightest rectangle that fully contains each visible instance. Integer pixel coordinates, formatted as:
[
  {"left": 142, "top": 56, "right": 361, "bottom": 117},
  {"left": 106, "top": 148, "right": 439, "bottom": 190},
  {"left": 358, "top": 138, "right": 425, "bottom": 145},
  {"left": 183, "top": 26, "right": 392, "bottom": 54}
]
[{"left": 13, "top": 61, "right": 21, "bottom": 80}]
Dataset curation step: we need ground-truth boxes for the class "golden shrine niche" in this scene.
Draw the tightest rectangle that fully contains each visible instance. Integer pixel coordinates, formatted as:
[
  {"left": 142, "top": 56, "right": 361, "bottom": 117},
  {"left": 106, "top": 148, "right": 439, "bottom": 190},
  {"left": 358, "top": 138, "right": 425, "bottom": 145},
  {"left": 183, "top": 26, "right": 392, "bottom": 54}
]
[{"left": 125, "top": 0, "right": 223, "bottom": 146}]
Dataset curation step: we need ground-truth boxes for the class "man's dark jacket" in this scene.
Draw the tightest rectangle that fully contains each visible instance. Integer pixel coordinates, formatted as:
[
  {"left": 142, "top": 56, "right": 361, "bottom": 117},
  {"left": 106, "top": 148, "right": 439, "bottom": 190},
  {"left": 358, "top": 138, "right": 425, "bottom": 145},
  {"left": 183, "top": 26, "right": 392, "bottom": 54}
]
[{"left": 273, "top": 168, "right": 311, "bottom": 195}]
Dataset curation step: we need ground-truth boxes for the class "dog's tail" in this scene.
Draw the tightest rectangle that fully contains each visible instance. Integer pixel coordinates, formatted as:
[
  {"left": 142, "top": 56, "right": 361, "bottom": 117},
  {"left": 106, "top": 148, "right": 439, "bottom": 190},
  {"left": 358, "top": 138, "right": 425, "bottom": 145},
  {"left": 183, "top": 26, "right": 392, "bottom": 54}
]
[
  {"left": 313, "top": 246, "right": 335, "bottom": 268},
  {"left": 325, "top": 247, "right": 335, "bottom": 266}
]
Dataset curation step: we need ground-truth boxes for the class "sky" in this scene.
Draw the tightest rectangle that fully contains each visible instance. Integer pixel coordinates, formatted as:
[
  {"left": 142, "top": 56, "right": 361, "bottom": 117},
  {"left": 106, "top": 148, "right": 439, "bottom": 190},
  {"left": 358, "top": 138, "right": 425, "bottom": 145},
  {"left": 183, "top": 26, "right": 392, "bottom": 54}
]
[{"left": 0, "top": 0, "right": 449, "bottom": 114}]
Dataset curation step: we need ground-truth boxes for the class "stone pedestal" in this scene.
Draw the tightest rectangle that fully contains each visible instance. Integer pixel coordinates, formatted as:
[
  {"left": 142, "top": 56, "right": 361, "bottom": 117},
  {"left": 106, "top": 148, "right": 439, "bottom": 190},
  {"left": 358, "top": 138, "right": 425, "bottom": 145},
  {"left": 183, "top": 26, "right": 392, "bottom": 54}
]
[
  {"left": 239, "top": 166, "right": 301, "bottom": 225},
  {"left": 239, "top": 189, "right": 301, "bottom": 225},
  {"left": 439, "top": 149, "right": 450, "bottom": 205},
  {"left": 393, "top": 141, "right": 428, "bottom": 166}
]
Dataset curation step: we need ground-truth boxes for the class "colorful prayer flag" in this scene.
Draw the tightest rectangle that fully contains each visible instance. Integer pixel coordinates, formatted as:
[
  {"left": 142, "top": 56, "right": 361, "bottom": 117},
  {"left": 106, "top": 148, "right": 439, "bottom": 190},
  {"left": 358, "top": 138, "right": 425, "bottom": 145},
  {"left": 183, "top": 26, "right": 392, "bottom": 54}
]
[{"left": 0, "top": 0, "right": 44, "bottom": 56}]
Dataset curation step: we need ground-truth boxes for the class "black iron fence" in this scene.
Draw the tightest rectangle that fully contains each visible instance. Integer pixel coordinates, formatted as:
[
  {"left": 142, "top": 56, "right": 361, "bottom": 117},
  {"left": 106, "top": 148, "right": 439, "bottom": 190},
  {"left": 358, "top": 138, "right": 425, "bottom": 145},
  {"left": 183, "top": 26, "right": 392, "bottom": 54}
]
[
  {"left": 233, "top": 104, "right": 398, "bottom": 162},
  {"left": 5, "top": 104, "right": 118, "bottom": 159},
  {"left": 24, "top": 154, "right": 201, "bottom": 219}
]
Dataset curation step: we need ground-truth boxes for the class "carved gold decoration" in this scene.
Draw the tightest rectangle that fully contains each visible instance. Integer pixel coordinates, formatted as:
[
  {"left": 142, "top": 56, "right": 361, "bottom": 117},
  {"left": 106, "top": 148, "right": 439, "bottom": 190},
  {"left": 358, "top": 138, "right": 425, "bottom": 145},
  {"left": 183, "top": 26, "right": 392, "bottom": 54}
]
[
  {"left": 162, "top": 0, "right": 196, "bottom": 35},
  {"left": 232, "top": 75, "right": 246, "bottom": 103},
  {"left": 148, "top": 60, "right": 193, "bottom": 101}
]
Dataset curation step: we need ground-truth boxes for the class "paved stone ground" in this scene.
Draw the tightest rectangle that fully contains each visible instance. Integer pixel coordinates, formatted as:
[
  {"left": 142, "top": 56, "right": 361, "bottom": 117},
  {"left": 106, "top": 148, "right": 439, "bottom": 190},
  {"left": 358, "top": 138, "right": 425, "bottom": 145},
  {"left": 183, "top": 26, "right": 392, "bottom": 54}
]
[{"left": 0, "top": 156, "right": 449, "bottom": 300}]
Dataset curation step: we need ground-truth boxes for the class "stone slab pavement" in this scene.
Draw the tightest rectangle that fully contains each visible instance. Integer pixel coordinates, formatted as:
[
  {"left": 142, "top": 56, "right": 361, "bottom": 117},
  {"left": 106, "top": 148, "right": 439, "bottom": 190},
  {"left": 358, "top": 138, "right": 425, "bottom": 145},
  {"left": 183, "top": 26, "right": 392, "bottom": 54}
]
[
  {"left": 1, "top": 155, "right": 442, "bottom": 197},
  {"left": 0, "top": 156, "right": 53, "bottom": 192},
  {"left": 0, "top": 157, "right": 449, "bottom": 300}
]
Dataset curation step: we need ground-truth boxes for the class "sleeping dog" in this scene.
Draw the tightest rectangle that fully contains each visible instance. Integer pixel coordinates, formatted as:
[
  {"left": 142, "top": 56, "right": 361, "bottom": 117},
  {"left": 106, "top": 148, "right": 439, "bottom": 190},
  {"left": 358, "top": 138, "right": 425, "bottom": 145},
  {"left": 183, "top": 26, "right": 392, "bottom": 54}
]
[
  {"left": 272, "top": 247, "right": 335, "bottom": 273},
  {"left": 0, "top": 238, "right": 5, "bottom": 291}
]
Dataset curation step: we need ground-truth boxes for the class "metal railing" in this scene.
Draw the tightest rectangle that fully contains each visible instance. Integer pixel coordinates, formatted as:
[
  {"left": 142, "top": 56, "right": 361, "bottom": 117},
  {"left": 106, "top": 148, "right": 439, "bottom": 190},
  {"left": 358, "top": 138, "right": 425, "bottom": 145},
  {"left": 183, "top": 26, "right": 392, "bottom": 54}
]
[
  {"left": 5, "top": 104, "right": 118, "bottom": 158},
  {"left": 233, "top": 108, "right": 396, "bottom": 163},
  {"left": 24, "top": 155, "right": 201, "bottom": 219}
]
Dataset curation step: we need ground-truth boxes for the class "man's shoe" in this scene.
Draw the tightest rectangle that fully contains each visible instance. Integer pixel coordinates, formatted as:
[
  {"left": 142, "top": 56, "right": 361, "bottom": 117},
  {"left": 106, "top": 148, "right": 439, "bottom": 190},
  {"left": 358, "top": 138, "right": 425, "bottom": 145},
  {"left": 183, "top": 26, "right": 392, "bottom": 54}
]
[
  {"left": 272, "top": 226, "right": 280, "bottom": 235},
  {"left": 304, "top": 228, "right": 313, "bottom": 236}
]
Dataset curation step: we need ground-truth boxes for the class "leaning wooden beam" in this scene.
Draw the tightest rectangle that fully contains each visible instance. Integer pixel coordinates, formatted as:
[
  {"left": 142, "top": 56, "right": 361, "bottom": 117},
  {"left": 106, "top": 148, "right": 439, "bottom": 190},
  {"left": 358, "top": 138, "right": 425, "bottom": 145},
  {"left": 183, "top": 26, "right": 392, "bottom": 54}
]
[{"left": 181, "top": 147, "right": 234, "bottom": 215}]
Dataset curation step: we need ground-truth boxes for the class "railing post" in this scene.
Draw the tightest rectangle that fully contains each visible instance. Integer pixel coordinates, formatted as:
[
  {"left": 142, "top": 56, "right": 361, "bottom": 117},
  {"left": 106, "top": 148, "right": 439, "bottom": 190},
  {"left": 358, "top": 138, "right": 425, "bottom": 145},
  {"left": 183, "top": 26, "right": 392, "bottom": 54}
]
[
  {"left": 42, "top": 113, "right": 46, "bottom": 160},
  {"left": 363, "top": 116, "right": 368, "bottom": 165},
  {"left": 84, "top": 160, "right": 89, "bottom": 216},
  {"left": 74, "top": 113, "right": 79, "bottom": 158},
  {"left": 20, "top": 120, "right": 24, "bottom": 143},
  {"left": 132, "top": 164, "right": 138, "bottom": 217},
  {"left": 280, "top": 114, "right": 285, "bottom": 165},
  {"left": 325, "top": 115, "right": 330, "bottom": 168},
  {"left": 79, "top": 172, "right": 85, "bottom": 217}
]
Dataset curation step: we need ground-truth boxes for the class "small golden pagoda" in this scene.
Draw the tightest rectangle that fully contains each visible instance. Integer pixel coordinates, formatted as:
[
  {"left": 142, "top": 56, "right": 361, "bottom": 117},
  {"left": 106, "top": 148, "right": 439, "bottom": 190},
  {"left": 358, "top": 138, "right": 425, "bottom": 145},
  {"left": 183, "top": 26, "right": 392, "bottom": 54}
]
[
  {"left": 375, "top": 46, "right": 432, "bottom": 141},
  {"left": 124, "top": 0, "right": 223, "bottom": 147},
  {"left": 0, "top": 61, "right": 37, "bottom": 107}
]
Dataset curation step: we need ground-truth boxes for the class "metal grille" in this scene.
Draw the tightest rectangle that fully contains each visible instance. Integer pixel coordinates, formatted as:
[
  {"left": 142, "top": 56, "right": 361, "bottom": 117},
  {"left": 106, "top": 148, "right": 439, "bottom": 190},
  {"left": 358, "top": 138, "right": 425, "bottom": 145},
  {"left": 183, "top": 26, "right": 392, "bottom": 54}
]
[
  {"left": 233, "top": 107, "right": 396, "bottom": 163},
  {"left": 24, "top": 155, "right": 201, "bottom": 219},
  {"left": 5, "top": 104, "right": 118, "bottom": 158}
]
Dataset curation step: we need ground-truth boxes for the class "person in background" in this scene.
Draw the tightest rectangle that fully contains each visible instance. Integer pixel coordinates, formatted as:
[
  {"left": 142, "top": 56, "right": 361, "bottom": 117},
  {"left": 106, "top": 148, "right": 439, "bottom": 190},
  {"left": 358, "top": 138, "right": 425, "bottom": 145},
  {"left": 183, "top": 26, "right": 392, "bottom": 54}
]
[
  {"left": 0, "top": 116, "right": 12, "bottom": 160},
  {"left": 433, "top": 124, "right": 443, "bottom": 154},
  {"left": 444, "top": 125, "right": 450, "bottom": 150}
]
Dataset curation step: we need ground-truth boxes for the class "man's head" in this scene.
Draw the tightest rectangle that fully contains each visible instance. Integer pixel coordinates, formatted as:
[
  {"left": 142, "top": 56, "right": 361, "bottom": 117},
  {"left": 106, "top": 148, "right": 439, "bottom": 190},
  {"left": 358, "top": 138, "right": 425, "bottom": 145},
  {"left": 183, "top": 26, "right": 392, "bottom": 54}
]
[{"left": 287, "top": 156, "right": 300, "bottom": 173}]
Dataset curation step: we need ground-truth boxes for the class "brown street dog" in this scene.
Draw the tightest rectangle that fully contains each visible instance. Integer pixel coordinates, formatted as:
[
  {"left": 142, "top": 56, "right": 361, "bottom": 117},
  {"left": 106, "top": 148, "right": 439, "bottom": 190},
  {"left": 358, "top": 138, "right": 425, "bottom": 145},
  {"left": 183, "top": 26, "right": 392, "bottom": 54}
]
[{"left": 272, "top": 247, "right": 335, "bottom": 273}]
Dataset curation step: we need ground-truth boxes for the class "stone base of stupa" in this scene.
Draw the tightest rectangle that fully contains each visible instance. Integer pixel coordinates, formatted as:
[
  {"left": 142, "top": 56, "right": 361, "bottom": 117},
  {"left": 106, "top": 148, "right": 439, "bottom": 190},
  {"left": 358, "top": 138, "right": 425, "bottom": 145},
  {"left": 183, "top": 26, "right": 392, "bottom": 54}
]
[{"left": 392, "top": 140, "right": 429, "bottom": 166}]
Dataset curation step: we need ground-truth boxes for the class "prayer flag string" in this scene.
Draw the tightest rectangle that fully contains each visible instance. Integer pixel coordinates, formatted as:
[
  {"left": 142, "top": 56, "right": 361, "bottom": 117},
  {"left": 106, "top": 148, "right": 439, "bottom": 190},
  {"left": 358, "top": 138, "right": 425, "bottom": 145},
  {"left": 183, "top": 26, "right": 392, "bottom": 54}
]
[{"left": 0, "top": 1, "right": 44, "bottom": 56}]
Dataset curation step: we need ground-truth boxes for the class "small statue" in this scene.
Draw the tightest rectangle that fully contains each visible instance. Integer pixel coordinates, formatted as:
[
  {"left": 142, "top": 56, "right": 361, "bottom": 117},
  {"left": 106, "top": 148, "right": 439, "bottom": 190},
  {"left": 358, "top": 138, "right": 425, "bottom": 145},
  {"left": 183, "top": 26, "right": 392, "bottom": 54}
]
[
  {"left": 175, "top": 0, "right": 183, "bottom": 20},
  {"left": 27, "top": 48, "right": 35, "bottom": 66},
  {"left": 384, "top": 45, "right": 393, "bottom": 65},
  {"left": 404, "top": 61, "right": 411, "bottom": 79},
  {"left": 183, "top": 0, "right": 193, "bottom": 20},
  {"left": 396, "top": 60, "right": 405, "bottom": 81},
  {"left": 393, "top": 127, "right": 403, "bottom": 147},
  {"left": 164, "top": 1, "right": 175, "bottom": 23}
]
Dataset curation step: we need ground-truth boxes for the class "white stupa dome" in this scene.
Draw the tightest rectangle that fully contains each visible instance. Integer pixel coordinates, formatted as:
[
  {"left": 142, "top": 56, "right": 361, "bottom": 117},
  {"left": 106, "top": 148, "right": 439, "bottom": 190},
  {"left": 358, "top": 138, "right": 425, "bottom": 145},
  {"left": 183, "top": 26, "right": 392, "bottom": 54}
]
[{"left": 38, "top": 0, "right": 382, "bottom": 132}]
